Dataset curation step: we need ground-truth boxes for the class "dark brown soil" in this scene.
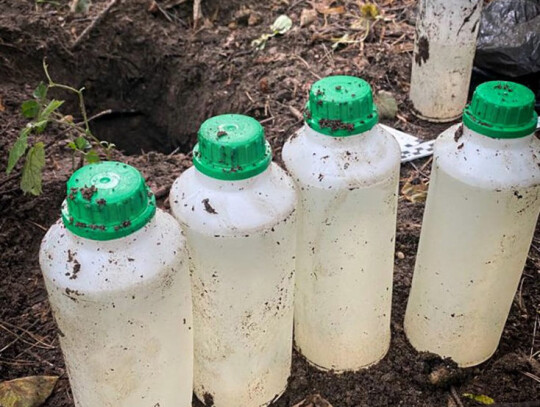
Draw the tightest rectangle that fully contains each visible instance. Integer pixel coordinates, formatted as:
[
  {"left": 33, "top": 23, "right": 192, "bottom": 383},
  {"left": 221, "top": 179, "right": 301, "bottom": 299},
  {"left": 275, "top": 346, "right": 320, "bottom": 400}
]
[{"left": 1, "top": 0, "right": 539, "bottom": 406}]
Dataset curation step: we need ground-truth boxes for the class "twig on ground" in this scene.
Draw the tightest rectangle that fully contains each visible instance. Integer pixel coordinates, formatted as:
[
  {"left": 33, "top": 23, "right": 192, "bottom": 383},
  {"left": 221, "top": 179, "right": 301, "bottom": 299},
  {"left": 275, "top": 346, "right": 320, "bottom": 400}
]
[
  {"left": 72, "top": 0, "right": 119, "bottom": 49},
  {"left": 294, "top": 55, "right": 322, "bottom": 79},
  {"left": 521, "top": 371, "right": 540, "bottom": 384},
  {"left": 450, "top": 386, "right": 465, "bottom": 407},
  {"left": 289, "top": 105, "right": 304, "bottom": 121},
  {"left": 260, "top": 116, "right": 275, "bottom": 124},
  {"left": 0, "top": 321, "right": 55, "bottom": 351},
  {"left": 193, "top": 0, "right": 202, "bottom": 27},
  {"left": 245, "top": 91, "right": 255, "bottom": 104},
  {"left": 168, "top": 146, "right": 180, "bottom": 157},
  {"left": 26, "top": 220, "right": 48, "bottom": 232}
]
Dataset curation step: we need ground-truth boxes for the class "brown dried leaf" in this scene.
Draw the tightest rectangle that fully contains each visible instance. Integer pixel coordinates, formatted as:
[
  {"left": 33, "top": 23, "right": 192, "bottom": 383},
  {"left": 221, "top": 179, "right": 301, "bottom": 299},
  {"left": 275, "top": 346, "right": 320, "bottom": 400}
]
[
  {"left": 300, "top": 8, "right": 318, "bottom": 27},
  {"left": 0, "top": 95, "right": 5, "bottom": 112},
  {"left": 316, "top": 5, "right": 345, "bottom": 14},
  {"left": 0, "top": 376, "right": 58, "bottom": 407},
  {"left": 401, "top": 178, "right": 428, "bottom": 203}
]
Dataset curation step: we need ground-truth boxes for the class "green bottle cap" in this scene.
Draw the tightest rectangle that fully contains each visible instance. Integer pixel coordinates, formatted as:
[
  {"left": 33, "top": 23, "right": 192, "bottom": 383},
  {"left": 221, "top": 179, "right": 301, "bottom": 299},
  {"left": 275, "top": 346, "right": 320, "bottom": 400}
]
[
  {"left": 304, "top": 75, "right": 378, "bottom": 137},
  {"left": 193, "top": 114, "right": 272, "bottom": 181},
  {"left": 463, "top": 81, "right": 538, "bottom": 139},
  {"left": 61, "top": 161, "right": 156, "bottom": 241}
]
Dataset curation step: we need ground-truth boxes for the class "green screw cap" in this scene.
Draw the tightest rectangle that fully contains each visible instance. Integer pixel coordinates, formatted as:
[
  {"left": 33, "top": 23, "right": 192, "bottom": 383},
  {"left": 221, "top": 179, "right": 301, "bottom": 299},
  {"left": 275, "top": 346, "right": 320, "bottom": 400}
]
[
  {"left": 193, "top": 114, "right": 272, "bottom": 181},
  {"left": 61, "top": 161, "right": 156, "bottom": 241},
  {"left": 305, "top": 75, "right": 378, "bottom": 137},
  {"left": 463, "top": 81, "right": 538, "bottom": 139}
]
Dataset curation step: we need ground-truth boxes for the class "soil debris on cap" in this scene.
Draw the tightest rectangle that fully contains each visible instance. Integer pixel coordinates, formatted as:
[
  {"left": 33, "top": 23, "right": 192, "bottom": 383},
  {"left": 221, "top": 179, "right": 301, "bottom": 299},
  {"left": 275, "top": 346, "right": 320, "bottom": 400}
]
[
  {"left": 80, "top": 185, "right": 98, "bottom": 201},
  {"left": 318, "top": 119, "right": 354, "bottom": 132},
  {"left": 202, "top": 198, "right": 218, "bottom": 214},
  {"left": 96, "top": 198, "right": 107, "bottom": 206},
  {"left": 217, "top": 131, "right": 228, "bottom": 138},
  {"left": 114, "top": 220, "right": 132, "bottom": 231},
  {"left": 68, "top": 187, "right": 79, "bottom": 200}
]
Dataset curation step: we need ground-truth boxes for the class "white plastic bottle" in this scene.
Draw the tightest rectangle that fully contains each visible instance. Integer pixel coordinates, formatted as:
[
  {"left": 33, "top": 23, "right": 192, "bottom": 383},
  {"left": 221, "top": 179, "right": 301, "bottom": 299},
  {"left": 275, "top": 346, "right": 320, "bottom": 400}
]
[
  {"left": 169, "top": 114, "right": 297, "bottom": 406},
  {"left": 39, "top": 162, "right": 193, "bottom": 407},
  {"left": 282, "top": 76, "right": 401, "bottom": 371},
  {"left": 405, "top": 81, "right": 540, "bottom": 367},
  {"left": 409, "top": 0, "right": 483, "bottom": 122}
]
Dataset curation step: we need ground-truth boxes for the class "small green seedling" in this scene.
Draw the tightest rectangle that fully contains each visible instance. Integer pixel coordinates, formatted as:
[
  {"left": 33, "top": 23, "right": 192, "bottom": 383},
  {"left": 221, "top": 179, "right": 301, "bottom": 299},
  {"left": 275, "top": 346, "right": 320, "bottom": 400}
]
[
  {"left": 251, "top": 15, "right": 293, "bottom": 50},
  {"left": 6, "top": 60, "right": 115, "bottom": 195}
]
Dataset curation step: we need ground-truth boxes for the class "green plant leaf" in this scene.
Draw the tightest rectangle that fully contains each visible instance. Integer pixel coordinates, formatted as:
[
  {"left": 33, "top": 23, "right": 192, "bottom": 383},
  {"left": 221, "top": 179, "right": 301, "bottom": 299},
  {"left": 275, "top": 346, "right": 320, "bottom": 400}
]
[
  {"left": 251, "top": 33, "right": 272, "bottom": 50},
  {"left": 32, "top": 120, "right": 49, "bottom": 134},
  {"left": 6, "top": 127, "right": 30, "bottom": 174},
  {"left": 21, "top": 100, "right": 40, "bottom": 119},
  {"left": 85, "top": 149, "right": 100, "bottom": 163},
  {"left": 463, "top": 393, "right": 495, "bottom": 405},
  {"left": 271, "top": 15, "right": 293, "bottom": 35},
  {"left": 21, "top": 142, "right": 45, "bottom": 196},
  {"left": 0, "top": 376, "right": 58, "bottom": 407},
  {"left": 33, "top": 82, "right": 48, "bottom": 101},
  {"left": 67, "top": 141, "right": 77, "bottom": 150},
  {"left": 39, "top": 100, "right": 64, "bottom": 121},
  {"left": 74, "top": 136, "right": 90, "bottom": 150}
]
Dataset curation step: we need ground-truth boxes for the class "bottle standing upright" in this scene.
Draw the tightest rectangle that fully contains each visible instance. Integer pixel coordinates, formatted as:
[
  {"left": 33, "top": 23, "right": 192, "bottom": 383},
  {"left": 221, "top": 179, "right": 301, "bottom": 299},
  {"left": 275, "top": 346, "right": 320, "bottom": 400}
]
[
  {"left": 409, "top": 0, "right": 483, "bottom": 122},
  {"left": 170, "top": 114, "right": 297, "bottom": 406},
  {"left": 405, "top": 81, "right": 540, "bottom": 367},
  {"left": 282, "top": 76, "right": 401, "bottom": 371},
  {"left": 39, "top": 162, "right": 193, "bottom": 407}
]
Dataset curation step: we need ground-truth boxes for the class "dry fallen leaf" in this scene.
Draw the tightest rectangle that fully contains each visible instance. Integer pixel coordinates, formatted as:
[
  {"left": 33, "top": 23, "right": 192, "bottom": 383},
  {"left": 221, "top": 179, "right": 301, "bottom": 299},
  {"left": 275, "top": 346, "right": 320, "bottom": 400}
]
[
  {"left": 300, "top": 8, "right": 318, "bottom": 27},
  {"left": 316, "top": 5, "right": 345, "bottom": 14},
  {"left": 0, "top": 376, "right": 58, "bottom": 407},
  {"left": 293, "top": 394, "right": 333, "bottom": 407},
  {"left": 0, "top": 95, "right": 5, "bottom": 112},
  {"left": 401, "top": 177, "right": 428, "bottom": 203}
]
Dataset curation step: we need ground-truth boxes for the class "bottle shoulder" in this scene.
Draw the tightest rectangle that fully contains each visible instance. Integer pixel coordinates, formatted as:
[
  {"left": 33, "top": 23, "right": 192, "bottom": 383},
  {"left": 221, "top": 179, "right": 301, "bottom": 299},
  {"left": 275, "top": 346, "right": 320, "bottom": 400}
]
[
  {"left": 39, "top": 210, "right": 187, "bottom": 293},
  {"left": 434, "top": 124, "right": 540, "bottom": 190},
  {"left": 169, "top": 163, "right": 297, "bottom": 235},
  {"left": 282, "top": 124, "right": 401, "bottom": 188}
]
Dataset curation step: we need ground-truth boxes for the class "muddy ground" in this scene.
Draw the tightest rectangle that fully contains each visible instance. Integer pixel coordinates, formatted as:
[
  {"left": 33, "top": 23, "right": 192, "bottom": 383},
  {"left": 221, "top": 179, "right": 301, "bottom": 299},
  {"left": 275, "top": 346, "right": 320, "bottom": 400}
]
[{"left": 0, "top": 0, "right": 539, "bottom": 406}]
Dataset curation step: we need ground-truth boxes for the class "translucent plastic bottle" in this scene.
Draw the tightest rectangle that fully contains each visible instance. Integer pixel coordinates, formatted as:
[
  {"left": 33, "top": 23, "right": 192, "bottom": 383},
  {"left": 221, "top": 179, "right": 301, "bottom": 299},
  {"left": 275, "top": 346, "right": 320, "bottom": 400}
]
[
  {"left": 409, "top": 0, "right": 483, "bottom": 122},
  {"left": 282, "top": 76, "right": 401, "bottom": 371},
  {"left": 169, "top": 115, "right": 297, "bottom": 406},
  {"left": 39, "top": 162, "right": 193, "bottom": 407},
  {"left": 405, "top": 81, "right": 540, "bottom": 367}
]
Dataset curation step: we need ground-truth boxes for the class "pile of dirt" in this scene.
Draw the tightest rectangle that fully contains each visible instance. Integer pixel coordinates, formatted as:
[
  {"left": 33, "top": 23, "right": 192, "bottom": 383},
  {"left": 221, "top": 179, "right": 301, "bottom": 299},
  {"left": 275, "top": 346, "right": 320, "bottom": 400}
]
[{"left": 0, "top": 0, "right": 538, "bottom": 406}]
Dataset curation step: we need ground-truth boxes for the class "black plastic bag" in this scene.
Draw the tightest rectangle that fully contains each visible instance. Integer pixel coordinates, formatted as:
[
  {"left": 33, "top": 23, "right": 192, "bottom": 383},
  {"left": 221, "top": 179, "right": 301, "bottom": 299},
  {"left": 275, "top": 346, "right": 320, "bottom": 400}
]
[{"left": 475, "top": 0, "right": 540, "bottom": 77}]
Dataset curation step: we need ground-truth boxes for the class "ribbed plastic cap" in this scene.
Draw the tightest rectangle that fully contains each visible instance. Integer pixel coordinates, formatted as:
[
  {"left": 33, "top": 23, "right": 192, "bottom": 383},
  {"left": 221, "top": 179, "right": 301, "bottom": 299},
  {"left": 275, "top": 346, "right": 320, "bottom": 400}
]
[
  {"left": 193, "top": 114, "right": 272, "bottom": 180},
  {"left": 463, "top": 81, "right": 538, "bottom": 139},
  {"left": 305, "top": 75, "right": 378, "bottom": 137},
  {"left": 61, "top": 161, "right": 156, "bottom": 241}
]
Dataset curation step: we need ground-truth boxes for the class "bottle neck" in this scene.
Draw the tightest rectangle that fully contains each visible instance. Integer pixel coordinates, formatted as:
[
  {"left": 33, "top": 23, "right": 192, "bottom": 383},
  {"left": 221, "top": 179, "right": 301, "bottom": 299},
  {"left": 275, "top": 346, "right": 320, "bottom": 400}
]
[
  {"left": 193, "top": 164, "right": 273, "bottom": 192},
  {"left": 462, "top": 124, "right": 535, "bottom": 149},
  {"left": 303, "top": 123, "right": 377, "bottom": 147}
]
